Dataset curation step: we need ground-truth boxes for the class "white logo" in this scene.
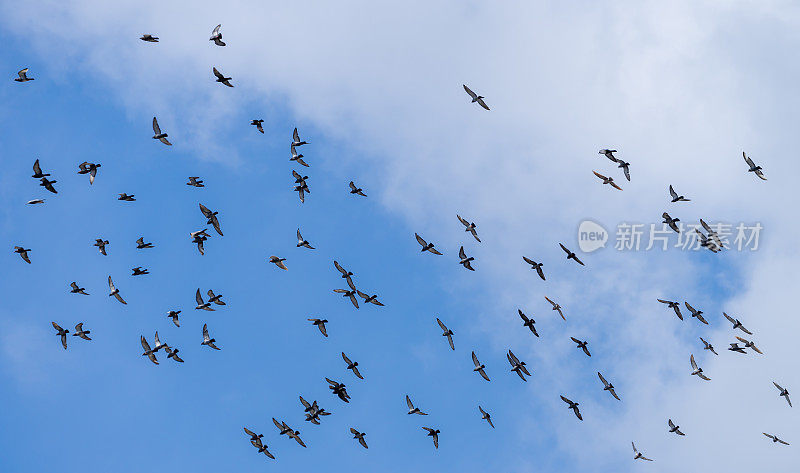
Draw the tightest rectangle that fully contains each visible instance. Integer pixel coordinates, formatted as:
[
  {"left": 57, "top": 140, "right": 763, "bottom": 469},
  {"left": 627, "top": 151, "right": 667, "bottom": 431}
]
[{"left": 578, "top": 220, "right": 608, "bottom": 253}]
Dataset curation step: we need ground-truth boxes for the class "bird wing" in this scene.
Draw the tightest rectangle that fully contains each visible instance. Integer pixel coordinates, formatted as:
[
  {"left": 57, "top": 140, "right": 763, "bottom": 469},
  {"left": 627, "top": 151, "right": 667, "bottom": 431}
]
[
  {"left": 415, "top": 233, "right": 427, "bottom": 247},
  {"left": 349, "top": 181, "right": 357, "bottom": 191},
  {"left": 598, "top": 372, "right": 608, "bottom": 387},
  {"left": 559, "top": 243, "right": 570, "bottom": 254},
  {"left": 429, "top": 247, "right": 443, "bottom": 255},
  {"left": 462, "top": 84, "right": 477, "bottom": 99},
  {"left": 33, "top": 159, "right": 42, "bottom": 175},
  {"left": 196, "top": 288, "right": 204, "bottom": 305},
  {"left": 202, "top": 323, "right": 210, "bottom": 339},
  {"left": 471, "top": 351, "right": 480, "bottom": 367},
  {"left": 198, "top": 203, "right": 212, "bottom": 218},
  {"left": 593, "top": 170, "right": 607, "bottom": 180},
  {"left": 212, "top": 67, "right": 223, "bottom": 79},
  {"left": 743, "top": 151, "right": 754, "bottom": 167},
  {"left": 152, "top": 117, "right": 161, "bottom": 135},
  {"left": 293, "top": 127, "right": 300, "bottom": 142},
  {"left": 476, "top": 98, "right": 490, "bottom": 110},
  {"left": 669, "top": 185, "right": 678, "bottom": 199},
  {"left": 522, "top": 256, "right": 534, "bottom": 265},
  {"left": 212, "top": 24, "right": 221, "bottom": 35},
  {"left": 457, "top": 214, "right": 469, "bottom": 227},
  {"left": 437, "top": 318, "right": 447, "bottom": 332},
  {"left": 459, "top": 246, "right": 466, "bottom": 259},
  {"left": 108, "top": 275, "right": 116, "bottom": 291},
  {"left": 445, "top": 332, "right": 454, "bottom": 350},
  {"left": 690, "top": 354, "right": 698, "bottom": 370},
  {"left": 610, "top": 181, "right": 623, "bottom": 190}
]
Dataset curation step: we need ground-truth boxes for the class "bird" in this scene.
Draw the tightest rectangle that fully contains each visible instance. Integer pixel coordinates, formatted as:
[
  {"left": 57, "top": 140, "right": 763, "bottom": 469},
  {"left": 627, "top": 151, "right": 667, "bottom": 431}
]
[
  {"left": 52, "top": 322, "right": 69, "bottom": 349},
  {"left": 570, "top": 337, "right": 591, "bottom": 357},
  {"left": 728, "top": 343, "right": 747, "bottom": 354},
  {"left": 592, "top": 170, "right": 622, "bottom": 190},
  {"left": 657, "top": 299, "right": 683, "bottom": 320},
  {"left": 117, "top": 193, "right": 135, "bottom": 201},
  {"left": 668, "top": 419, "right": 685, "bottom": 436},
  {"left": 308, "top": 318, "right": 328, "bottom": 337},
  {"left": 472, "top": 351, "right": 490, "bottom": 381},
  {"left": 723, "top": 313, "right": 752, "bottom": 334},
  {"left": 209, "top": 24, "right": 225, "bottom": 46},
  {"left": 15, "top": 68, "right": 33, "bottom": 82},
  {"left": 272, "top": 418, "right": 306, "bottom": 447},
  {"left": 341, "top": 352, "right": 363, "bottom": 379},
  {"left": 299, "top": 396, "right": 330, "bottom": 424},
  {"left": 462, "top": 84, "right": 489, "bottom": 110},
  {"left": 544, "top": 296, "right": 566, "bottom": 320},
  {"left": 422, "top": 427, "right": 440, "bottom": 448},
  {"left": 597, "top": 372, "right": 620, "bottom": 400},
  {"left": 694, "top": 228, "right": 720, "bottom": 253},
  {"left": 207, "top": 289, "right": 225, "bottom": 306},
  {"left": 166, "top": 310, "right": 181, "bottom": 327},
  {"left": 139, "top": 34, "right": 158, "bottom": 42},
  {"left": 269, "top": 256, "right": 288, "bottom": 270},
  {"left": 296, "top": 229, "right": 314, "bottom": 249},
  {"left": 763, "top": 433, "right": 790, "bottom": 445},
  {"left": 522, "top": 256, "right": 545, "bottom": 280},
  {"left": 669, "top": 185, "right": 691, "bottom": 202},
  {"left": 456, "top": 215, "right": 481, "bottom": 242},
  {"left": 69, "top": 282, "right": 89, "bottom": 295},
  {"left": 458, "top": 246, "right": 475, "bottom": 271},
  {"left": 195, "top": 289, "right": 214, "bottom": 311},
  {"left": 163, "top": 346, "right": 184, "bottom": 363},
  {"left": 135, "top": 237, "right": 154, "bottom": 249},
  {"left": 333, "top": 261, "right": 354, "bottom": 285},
  {"left": 77, "top": 162, "right": 101, "bottom": 184},
  {"left": 326, "top": 378, "right": 351, "bottom": 403},
  {"left": 191, "top": 231, "right": 208, "bottom": 255},
  {"left": 478, "top": 406, "right": 494, "bottom": 428},
  {"left": 415, "top": 233, "right": 443, "bottom": 255},
  {"left": 292, "top": 128, "right": 309, "bottom": 147},
  {"left": 151, "top": 117, "right": 172, "bottom": 145},
  {"left": 201, "top": 324, "right": 220, "bottom": 350},
  {"left": 39, "top": 177, "right": 57, "bottom": 194},
  {"left": 152, "top": 331, "right": 169, "bottom": 352},
  {"left": 349, "top": 181, "right": 367, "bottom": 197},
  {"left": 699, "top": 219, "right": 724, "bottom": 248},
  {"left": 107, "top": 276, "right": 126, "bottom": 304},
  {"left": 598, "top": 149, "right": 617, "bottom": 160},
  {"left": 350, "top": 428, "right": 368, "bottom": 449},
  {"left": 613, "top": 158, "right": 631, "bottom": 181},
  {"left": 559, "top": 243, "right": 584, "bottom": 265},
  {"left": 684, "top": 302, "right": 708, "bottom": 324},
  {"left": 94, "top": 239, "right": 109, "bottom": 255},
  {"left": 212, "top": 67, "right": 233, "bottom": 87},
  {"left": 736, "top": 336, "right": 763, "bottom": 354},
  {"left": 14, "top": 246, "right": 31, "bottom": 264},
  {"left": 199, "top": 203, "right": 223, "bottom": 236},
  {"left": 72, "top": 323, "right": 91, "bottom": 340},
  {"left": 290, "top": 144, "right": 309, "bottom": 167},
  {"left": 293, "top": 171, "right": 310, "bottom": 203},
  {"left": 333, "top": 278, "right": 359, "bottom": 308},
  {"left": 700, "top": 337, "right": 718, "bottom": 355},
  {"left": 517, "top": 310, "right": 539, "bottom": 337},
  {"left": 356, "top": 290, "right": 384, "bottom": 306},
  {"left": 26, "top": 199, "right": 45, "bottom": 205},
  {"left": 662, "top": 212, "right": 680, "bottom": 233},
  {"left": 131, "top": 267, "right": 149, "bottom": 276},
  {"left": 690, "top": 354, "right": 710, "bottom": 380},
  {"left": 560, "top": 395, "right": 582, "bottom": 420},
  {"left": 632, "top": 442, "right": 653, "bottom": 461},
  {"left": 243, "top": 427, "right": 263, "bottom": 443},
  {"left": 436, "top": 318, "right": 454, "bottom": 350},
  {"left": 406, "top": 395, "right": 427, "bottom": 415},
  {"left": 250, "top": 119, "right": 264, "bottom": 133},
  {"left": 186, "top": 176, "right": 204, "bottom": 187},
  {"left": 743, "top": 151, "right": 767, "bottom": 180},
  {"left": 773, "top": 382, "right": 792, "bottom": 407},
  {"left": 507, "top": 350, "right": 530, "bottom": 381},
  {"left": 140, "top": 336, "right": 159, "bottom": 364}
]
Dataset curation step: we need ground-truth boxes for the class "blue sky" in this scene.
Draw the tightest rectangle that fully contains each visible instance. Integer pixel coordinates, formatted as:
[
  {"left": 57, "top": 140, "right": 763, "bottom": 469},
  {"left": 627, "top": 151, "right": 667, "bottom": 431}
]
[{"left": 2, "top": 2, "right": 800, "bottom": 472}]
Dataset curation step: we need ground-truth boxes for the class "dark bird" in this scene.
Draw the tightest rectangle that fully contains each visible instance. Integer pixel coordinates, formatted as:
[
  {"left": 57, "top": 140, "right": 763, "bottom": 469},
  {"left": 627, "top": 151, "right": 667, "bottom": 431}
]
[
  {"left": 292, "top": 170, "right": 310, "bottom": 203},
  {"left": 191, "top": 230, "right": 208, "bottom": 255},
  {"left": 77, "top": 161, "right": 101, "bottom": 184},
  {"left": 166, "top": 310, "right": 181, "bottom": 327},
  {"left": 165, "top": 346, "right": 184, "bottom": 363},
  {"left": 308, "top": 318, "right": 329, "bottom": 337},
  {"left": 545, "top": 296, "right": 566, "bottom": 320},
  {"left": 251, "top": 119, "right": 264, "bottom": 133},
  {"left": 52, "top": 322, "right": 69, "bottom": 349},
  {"left": 342, "top": 352, "right": 363, "bottom": 379},
  {"left": 406, "top": 395, "right": 427, "bottom": 415},
  {"left": 570, "top": 337, "right": 591, "bottom": 357},
  {"left": 700, "top": 337, "right": 718, "bottom": 355},
  {"left": 199, "top": 203, "right": 223, "bottom": 236},
  {"left": 72, "top": 323, "right": 91, "bottom": 340},
  {"left": 94, "top": 238, "right": 109, "bottom": 255},
  {"left": 212, "top": 67, "right": 233, "bottom": 87},
  {"left": 611, "top": 157, "right": 631, "bottom": 181},
  {"left": 334, "top": 260, "right": 354, "bottom": 285},
  {"left": 668, "top": 419, "right": 685, "bottom": 436},
  {"left": 456, "top": 214, "right": 481, "bottom": 242},
  {"left": 151, "top": 117, "right": 171, "bottom": 145},
  {"left": 26, "top": 199, "right": 45, "bottom": 205},
  {"left": 350, "top": 428, "right": 368, "bottom": 449},
  {"left": 690, "top": 354, "right": 710, "bottom": 380},
  {"left": 437, "top": 318, "right": 454, "bottom": 350},
  {"left": 736, "top": 336, "right": 763, "bottom": 354},
  {"left": 657, "top": 299, "right": 683, "bottom": 320},
  {"left": 292, "top": 127, "right": 309, "bottom": 147},
  {"left": 684, "top": 302, "right": 708, "bottom": 324},
  {"left": 207, "top": 289, "right": 225, "bottom": 306},
  {"left": 136, "top": 237, "right": 153, "bottom": 249},
  {"left": 333, "top": 278, "right": 359, "bottom": 309},
  {"left": 131, "top": 266, "right": 149, "bottom": 276},
  {"left": 743, "top": 151, "right": 767, "bottom": 180},
  {"left": 349, "top": 181, "right": 367, "bottom": 197},
  {"left": 326, "top": 377, "right": 351, "bottom": 403},
  {"left": 139, "top": 34, "right": 158, "bottom": 42},
  {"left": 15, "top": 68, "right": 33, "bottom": 82},
  {"left": 296, "top": 229, "right": 314, "bottom": 249},
  {"left": 201, "top": 323, "right": 220, "bottom": 350},
  {"left": 243, "top": 427, "right": 263, "bottom": 443},
  {"left": 772, "top": 382, "right": 791, "bottom": 407},
  {"left": 272, "top": 418, "right": 306, "bottom": 447},
  {"left": 107, "top": 276, "right": 126, "bottom": 304},
  {"left": 118, "top": 193, "right": 135, "bottom": 201},
  {"left": 269, "top": 256, "right": 288, "bottom": 270},
  {"left": 662, "top": 213, "right": 680, "bottom": 233},
  {"left": 723, "top": 312, "right": 752, "bottom": 335},
  {"left": 422, "top": 427, "right": 441, "bottom": 448},
  {"left": 290, "top": 144, "right": 309, "bottom": 167},
  {"left": 69, "top": 282, "right": 88, "bottom": 295},
  {"left": 632, "top": 442, "right": 653, "bottom": 461},
  {"left": 458, "top": 246, "right": 475, "bottom": 271},
  {"left": 478, "top": 406, "right": 494, "bottom": 428},
  {"left": 40, "top": 177, "right": 57, "bottom": 194},
  {"left": 356, "top": 290, "right": 384, "bottom": 306},
  {"left": 32, "top": 159, "right": 49, "bottom": 178},
  {"left": 186, "top": 176, "right": 204, "bottom": 187},
  {"left": 195, "top": 288, "right": 214, "bottom": 311},
  {"left": 140, "top": 336, "right": 158, "bottom": 364},
  {"left": 209, "top": 24, "right": 226, "bottom": 46},
  {"left": 415, "top": 233, "right": 443, "bottom": 255},
  {"left": 472, "top": 351, "right": 490, "bottom": 381},
  {"left": 695, "top": 228, "right": 720, "bottom": 253},
  {"left": 522, "top": 256, "right": 545, "bottom": 280},
  {"left": 560, "top": 395, "right": 582, "bottom": 420},
  {"left": 507, "top": 350, "right": 530, "bottom": 381},
  {"left": 700, "top": 219, "right": 724, "bottom": 248},
  {"left": 518, "top": 310, "right": 539, "bottom": 337},
  {"left": 598, "top": 372, "right": 620, "bottom": 400},
  {"left": 763, "top": 433, "right": 789, "bottom": 445},
  {"left": 592, "top": 170, "right": 622, "bottom": 190},
  {"left": 669, "top": 185, "right": 691, "bottom": 202},
  {"left": 14, "top": 246, "right": 31, "bottom": 264},
  {"left": 463, "top": 84, "right": 489, "bottom": 110},
  {"left": 299, "top": 396, "right": 330, "bottom": 424},
  {"left": 559, "top": 243, "right": 584, "bottom": 266},
  {"left": 728, "top": 343, "right": 747, "bottom": 354}
]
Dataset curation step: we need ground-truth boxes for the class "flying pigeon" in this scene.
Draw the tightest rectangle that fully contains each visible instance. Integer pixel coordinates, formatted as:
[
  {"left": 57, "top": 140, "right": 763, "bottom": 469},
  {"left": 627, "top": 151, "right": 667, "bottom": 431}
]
[
  {"left": 151, "top": 117, "right": 171, "bottom": 145},
  {"left": 657, "top": 299, "right": 683, "bottom": 320},
  {"left": 478, "top": 406, "right": 494, "bottom": 428},
  {"left": 78, "top": 161, "right": 101, "bottom": 184},
  {"left": 290, "top": 144, "right": 309, "bottom": 167},
  {"left": 296, "top": 229, "right": 314, "bottom": 249},
  {"left": 140, "top": 336, "right": 159, "bottom": 364},
  {"left": 668, "top": 419, "right": 685, "bottom": 436},
  {"left": 592, "top": 170, "right": 622, "bottom": 190},
  {"left": 107, "top": 276, "right": 126, "bottom": 304},
  {"left": 69, "top": 282, "right": 89, "bottom": 295},
  {"left": 326, "top": 377, "right": 350, "bottom": 403},
  {"left": 462, "top": 84, "right": 489, "bottom": 110},
  {"left": 723, "top": 312, "right": 752, "bottom": 334},
  {"left": 251, "top": 119, "right": 264, "bottom": 133},
  {"left": 195, "top": 288, "right": 214, "bottom": 311},
  {"left": 333, "top": 278, "right": 359, "bottom": 308},
  {"left": 308, "top": 318, "right": 328, "bottom": 337},
  {"left": 72, "top": 323, "right": 91, "bottom": 341},
  {"left": 456, "top": 215, "right": 481, "bottom": 242},
  {"left": 763, "top": 433, "right": 789, "bottom": 445},
  {"left": 669, "top": 185, "right": 690, "bottom": 202},
  {"left": 166, "top": 310, "right": 181, "bottom": 327},
  {"left": 349, "top": 428, "right": 368, "bottom": 449},
  {"left": 341, "top": 352, "right": 363, "bottom": 379},
  {"left": 139, "top": 34, "right": 158, "bottom": 42},
  {"left": 544, "top": 296, "right": 566, "bottom": 320},
  {"left": 507, "top": 350, "right": 530, "bottom": 381},
  {"left": 349, "top": 181, "right": 367, "bottom": 197},
  {"left": 684, "top": 302, "right": 709, "bottom": 324},
  {"left": 415, "top": 233, "right": 443, "bottom": 255},
  {"left": 269, "top": 256, "right": 288, "bottom": 270},
  {"left": 187, "top": 177, "right": 204, "bottom": 187},
  {"left": 570, "top": 337, "right": 591, "bottom": 357},
  {"left": 292, "top": 128, "right": 308, "bottom": 147},
  {"left": 15, "top": 68, "right": 33, "bottom": 82},
  {"left": 522, "top": 256, "right": 545, "bottom": 280},
  {"left": 52, "top": 322, "right": 69, "bottom": 349},
  {"left": 559, "top": 243, "right": 584, "bottom": 266},
  {"left": 632, "top": 442, "right": 653, "bottom": 461},
  {"left": 118, "top": 193, "right": 135, "bottom": 201},
  {"left": 209, "top": 24, "right": 226, "bottom": 46},
  {"left": 700, "top": 337, "right": 718, "bottom": 355},
  {"left": 201, "top": 323, "right": 220, "bottom": 350},
  {"left": 199, "top": 203, "right": 223, "bottom": 236},
  {"left": 14, "top": 246, "right": 31, "bottom": 264},
  {"left": 662, "top": 213, "right": 680, "bottom": 233},
  {"left": 773, "top": 382, "right": 791, "bottom": 407},
  {"left": 458, "top": 246, "right": 475, "bottom": 271},
  {"left": 212, "top": 67, "right": 233, "bottom": 87},
  {"left": 560, "top": 395, "right": 582, "bottom": 420},
  {"left": 690, "top": 354, "right": 710, "bottom": 380},
  {"left": 94, "top": 238, "right": 109, "bottom": 255},
  {"left": 743, "top": 151, "right": 767, "bottom": 180},
  {"left": 518, "top": 310, "right": 539, "bottom": 337},
  {"left": 598, "top": 372, "right": 620, "bottom": 400},
  {"left": 40, "top": 177, "right": 57, "bottom": 194},
  {"left": 437, "top": 318, "right": 454, "bottom": 350},
  {"left": 406, "top": 395, "right": 427, "bottom": 415},
  {"left": 136, "top": 237, "right": 153, "bottom": 249},
  {"left": 422, "top": 427, "right": 440, "bottom": 448},
  {"left": 472, "top": 351, "right": 490, "bottom": 381}
]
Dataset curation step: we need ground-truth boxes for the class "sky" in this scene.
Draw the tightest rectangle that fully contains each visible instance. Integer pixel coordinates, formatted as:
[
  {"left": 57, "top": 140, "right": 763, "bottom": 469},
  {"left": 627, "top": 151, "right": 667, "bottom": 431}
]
[{"left": 1, "top": 1, "right": 799, "bottom": 471}]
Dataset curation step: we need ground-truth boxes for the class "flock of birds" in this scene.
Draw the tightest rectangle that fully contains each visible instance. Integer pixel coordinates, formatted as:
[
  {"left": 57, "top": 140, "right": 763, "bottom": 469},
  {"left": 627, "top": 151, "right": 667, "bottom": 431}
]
[{"left": 11, "top": 23, "right": 787, "bottom": 465}]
